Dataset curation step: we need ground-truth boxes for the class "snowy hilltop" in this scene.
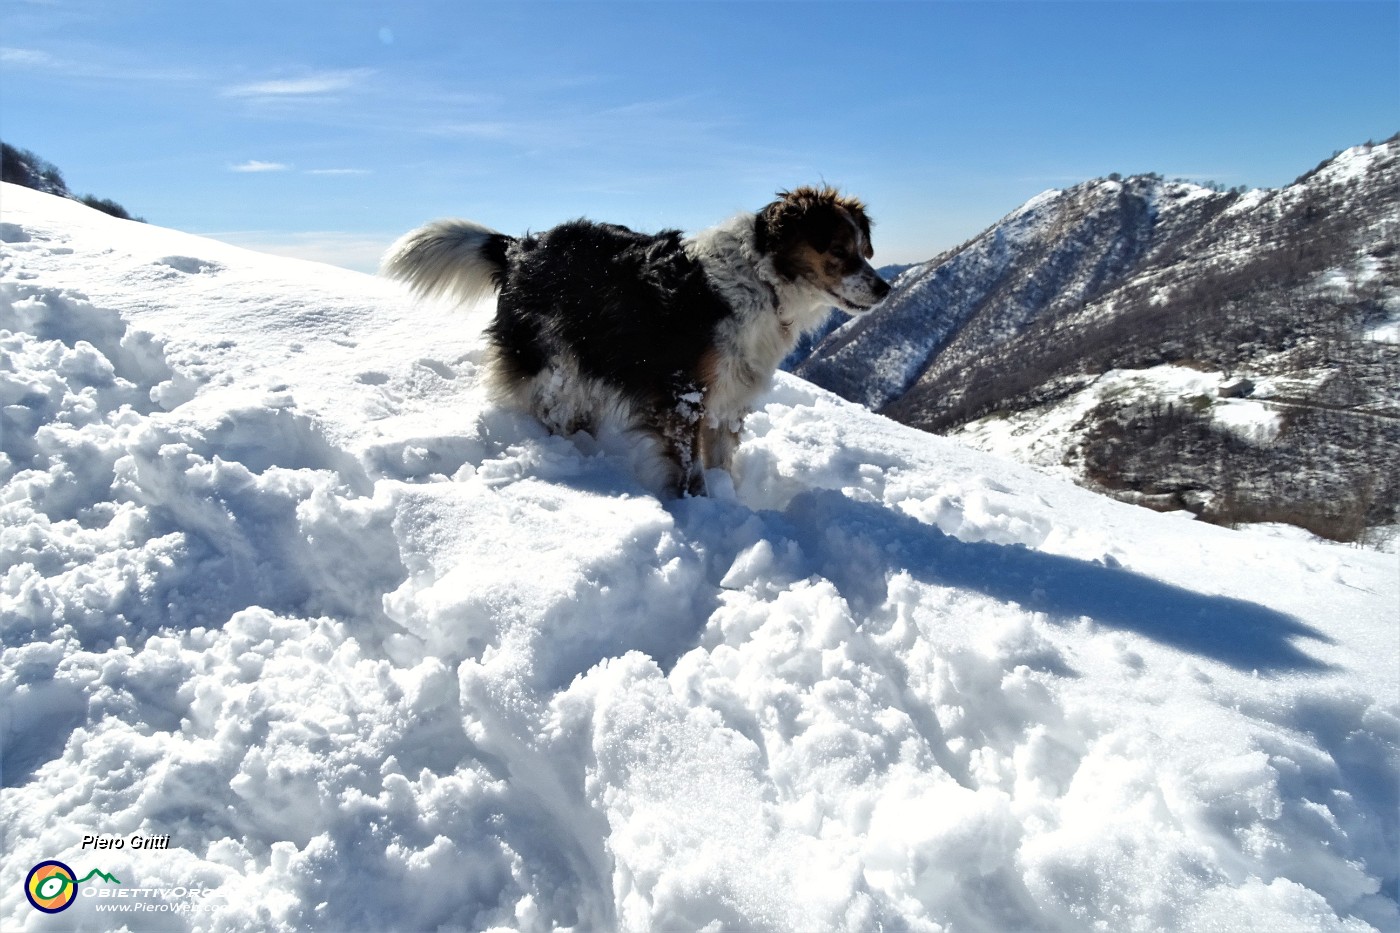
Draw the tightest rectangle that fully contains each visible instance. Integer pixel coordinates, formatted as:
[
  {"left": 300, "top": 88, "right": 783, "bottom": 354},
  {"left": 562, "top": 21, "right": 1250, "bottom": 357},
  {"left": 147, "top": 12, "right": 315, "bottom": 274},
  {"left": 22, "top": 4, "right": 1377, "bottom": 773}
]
[{"left": 1, "top": 183, "right": 1397, "bottom": 931}]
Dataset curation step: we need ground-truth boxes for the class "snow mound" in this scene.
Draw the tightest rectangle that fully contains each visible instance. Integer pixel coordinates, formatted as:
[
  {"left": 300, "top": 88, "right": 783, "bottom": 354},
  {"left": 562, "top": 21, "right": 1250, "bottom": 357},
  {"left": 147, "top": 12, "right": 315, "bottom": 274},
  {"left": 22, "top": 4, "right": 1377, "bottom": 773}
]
[{"left": 1, "top": 184, "right": 1396, "bottom": 931}]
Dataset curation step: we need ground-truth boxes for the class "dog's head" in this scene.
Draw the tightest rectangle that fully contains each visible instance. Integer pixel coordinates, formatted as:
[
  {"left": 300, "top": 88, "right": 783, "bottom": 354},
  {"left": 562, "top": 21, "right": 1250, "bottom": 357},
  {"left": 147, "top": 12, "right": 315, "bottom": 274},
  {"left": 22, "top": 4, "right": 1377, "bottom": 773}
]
[{"left": 755, "top": 186, "right": 891, "bottom": 313}]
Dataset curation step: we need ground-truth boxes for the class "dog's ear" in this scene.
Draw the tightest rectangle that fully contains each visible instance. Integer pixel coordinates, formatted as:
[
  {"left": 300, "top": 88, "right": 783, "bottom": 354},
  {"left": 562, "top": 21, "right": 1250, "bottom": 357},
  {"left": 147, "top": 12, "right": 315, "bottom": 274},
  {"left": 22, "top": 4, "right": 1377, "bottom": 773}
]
[
  {"left": 754, "top": 193, "right": 805, "bottom": 281},
  {"left": 753, "top": 195, "right": 791, "bottom": 257},
  {"left": 755, "top": 187, "right": 833, "bottom": 257}
]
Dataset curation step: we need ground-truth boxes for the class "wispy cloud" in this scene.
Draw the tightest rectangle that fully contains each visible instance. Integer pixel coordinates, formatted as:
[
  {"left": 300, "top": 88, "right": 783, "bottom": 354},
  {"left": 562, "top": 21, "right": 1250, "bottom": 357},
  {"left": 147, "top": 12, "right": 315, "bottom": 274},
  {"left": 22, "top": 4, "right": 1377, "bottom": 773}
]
[
  {"left": 224, "top": 69, "right": 373, "bottom": 99},
  {"left": 230, "top": 160, "right": 291, "bottom": 173},
  {"left": 425, "top": 94, "right": 733, "bottom": 158},
  {"left": 0, "top": 44, "right": 202, "bottom": 82},
  {"left": 0, "top": 46, "right": 55, "bottom": 67},
  {"left": 235, "top": 165, "right": 372, "bottom": 176}
]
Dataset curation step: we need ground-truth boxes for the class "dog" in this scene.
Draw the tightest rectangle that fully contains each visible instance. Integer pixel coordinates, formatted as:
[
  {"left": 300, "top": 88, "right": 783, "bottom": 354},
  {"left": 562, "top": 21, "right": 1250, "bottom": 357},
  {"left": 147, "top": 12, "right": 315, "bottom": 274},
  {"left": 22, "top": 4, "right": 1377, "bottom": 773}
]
[{"left": 382, "top": 186, "right": 890, "bottom": 496}]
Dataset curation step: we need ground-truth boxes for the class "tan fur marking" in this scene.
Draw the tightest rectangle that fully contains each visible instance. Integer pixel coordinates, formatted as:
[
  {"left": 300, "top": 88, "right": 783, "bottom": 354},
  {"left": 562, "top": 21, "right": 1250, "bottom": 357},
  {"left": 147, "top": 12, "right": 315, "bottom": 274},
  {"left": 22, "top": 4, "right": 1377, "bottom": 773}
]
[{"left": 695, "top": 344, "right": 723, "bottom": 394}]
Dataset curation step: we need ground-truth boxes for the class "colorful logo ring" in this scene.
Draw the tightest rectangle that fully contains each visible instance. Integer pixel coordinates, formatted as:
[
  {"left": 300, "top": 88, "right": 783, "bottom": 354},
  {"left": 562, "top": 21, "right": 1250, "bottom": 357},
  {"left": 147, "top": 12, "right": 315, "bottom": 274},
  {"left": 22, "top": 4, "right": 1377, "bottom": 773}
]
[{"left": 25, "top": 860, "right": 78, "bottom": 913}]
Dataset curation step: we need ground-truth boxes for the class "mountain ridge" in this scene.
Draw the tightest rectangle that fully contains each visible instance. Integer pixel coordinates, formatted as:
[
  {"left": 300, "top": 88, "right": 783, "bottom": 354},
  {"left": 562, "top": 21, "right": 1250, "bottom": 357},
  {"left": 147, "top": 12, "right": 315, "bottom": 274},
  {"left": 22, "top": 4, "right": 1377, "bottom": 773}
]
[{"left": 794, "top": 136, "right": 1400, "bottom": 541}]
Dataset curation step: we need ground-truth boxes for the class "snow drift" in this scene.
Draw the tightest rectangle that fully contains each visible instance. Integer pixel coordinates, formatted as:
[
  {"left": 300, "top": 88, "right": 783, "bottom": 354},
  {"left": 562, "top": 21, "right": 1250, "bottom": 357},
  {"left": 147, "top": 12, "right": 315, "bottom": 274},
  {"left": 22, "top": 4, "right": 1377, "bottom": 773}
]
[{"left": 1, "top": 184, "right": 1396, "bottom": 931}]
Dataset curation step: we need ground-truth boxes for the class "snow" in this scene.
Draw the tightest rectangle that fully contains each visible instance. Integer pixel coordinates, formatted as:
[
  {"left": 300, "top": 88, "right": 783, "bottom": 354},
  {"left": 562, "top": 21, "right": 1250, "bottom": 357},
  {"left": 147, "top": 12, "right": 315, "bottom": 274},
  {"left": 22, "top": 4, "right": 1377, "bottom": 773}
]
[
  {"left": 1311, "top": 142, "right": 1386, "bottom": 187},
  {"left": 3, "top": 183, "right": 1398, "bottom": 931},
  {"left": 1212, "top": 397, "right": 1283, "bottom": 443},
  {"left": 953, "top": 364, "right": 1290, "bottom": 475},
  {"left": 1222, "top": 187, "right": 1273, "bottom": 218},
  {"left": 1368, "top": 320, "right": 1400, "bottom": 345},
  {"left": 1008, "top": 188, "right": 1064, "bottom": 222}
]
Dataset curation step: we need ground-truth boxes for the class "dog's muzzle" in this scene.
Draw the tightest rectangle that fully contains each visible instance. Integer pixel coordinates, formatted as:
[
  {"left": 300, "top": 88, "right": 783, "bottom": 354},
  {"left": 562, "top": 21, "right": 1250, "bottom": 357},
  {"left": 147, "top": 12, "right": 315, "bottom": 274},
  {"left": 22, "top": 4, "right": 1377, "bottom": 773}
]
[{"left": 844, "top": 271, "right": 891, "bottom": 310}]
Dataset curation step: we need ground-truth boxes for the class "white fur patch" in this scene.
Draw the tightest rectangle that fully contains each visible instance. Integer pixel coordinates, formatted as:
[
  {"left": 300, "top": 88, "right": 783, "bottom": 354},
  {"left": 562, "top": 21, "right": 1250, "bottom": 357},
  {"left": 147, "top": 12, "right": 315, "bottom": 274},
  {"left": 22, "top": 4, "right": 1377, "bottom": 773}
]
[
  {"left": 684, "top": 214, "right": 836, "bottom": 426},
  {"left": 492, "top": 352, "right": 689, "bottom": 495}
]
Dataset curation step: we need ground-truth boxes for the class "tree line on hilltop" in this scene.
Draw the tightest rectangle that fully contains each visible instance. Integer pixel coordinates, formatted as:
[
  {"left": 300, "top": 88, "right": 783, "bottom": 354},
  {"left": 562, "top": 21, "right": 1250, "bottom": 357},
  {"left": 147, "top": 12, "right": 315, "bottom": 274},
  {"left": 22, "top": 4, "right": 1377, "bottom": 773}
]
[{"left": 2, "top": 142, "right": 143, "bottom": 222}]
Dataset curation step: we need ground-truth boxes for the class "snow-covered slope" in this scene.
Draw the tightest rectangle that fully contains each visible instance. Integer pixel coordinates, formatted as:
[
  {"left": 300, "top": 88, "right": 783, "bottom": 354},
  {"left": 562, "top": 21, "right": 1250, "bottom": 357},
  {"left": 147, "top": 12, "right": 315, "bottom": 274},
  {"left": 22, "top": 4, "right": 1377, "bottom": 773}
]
[{"left": 2, "top": 184, "right": 1397, "bottom": 931}]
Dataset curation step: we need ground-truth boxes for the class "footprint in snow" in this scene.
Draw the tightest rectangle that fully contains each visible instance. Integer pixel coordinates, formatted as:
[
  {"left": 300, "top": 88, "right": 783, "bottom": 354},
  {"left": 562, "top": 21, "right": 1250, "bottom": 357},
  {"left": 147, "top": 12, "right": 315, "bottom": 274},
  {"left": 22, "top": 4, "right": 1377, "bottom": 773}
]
[{"left": 416, "top": 358, "right": 457, "bottom": 379}]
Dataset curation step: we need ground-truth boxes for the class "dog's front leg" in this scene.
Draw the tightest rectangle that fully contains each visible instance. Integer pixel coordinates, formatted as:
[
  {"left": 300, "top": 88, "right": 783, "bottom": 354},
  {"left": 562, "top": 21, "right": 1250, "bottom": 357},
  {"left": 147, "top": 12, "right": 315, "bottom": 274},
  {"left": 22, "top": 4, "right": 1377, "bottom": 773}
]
[
  {"left": 655, "top": 383, "right": 708, "bottom": 497},
  {"left": 699, "top": 416, "right": 743, "bottom": 473}
]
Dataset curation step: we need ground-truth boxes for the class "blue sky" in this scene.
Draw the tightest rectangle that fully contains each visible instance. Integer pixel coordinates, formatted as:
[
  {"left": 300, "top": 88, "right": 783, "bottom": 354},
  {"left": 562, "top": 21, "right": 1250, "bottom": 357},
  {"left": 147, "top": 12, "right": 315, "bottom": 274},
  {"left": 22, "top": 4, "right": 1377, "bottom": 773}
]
[{"left": 2, "top": 0, "right": 1397, "bottom": 272}]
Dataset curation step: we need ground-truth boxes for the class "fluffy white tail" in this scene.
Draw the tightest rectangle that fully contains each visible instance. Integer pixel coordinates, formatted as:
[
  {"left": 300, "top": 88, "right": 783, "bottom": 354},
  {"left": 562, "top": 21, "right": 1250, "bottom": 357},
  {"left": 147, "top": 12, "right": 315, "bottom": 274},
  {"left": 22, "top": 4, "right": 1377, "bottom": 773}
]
[{"left": 381, "top": 219, "right": 510, "bottom": 307}]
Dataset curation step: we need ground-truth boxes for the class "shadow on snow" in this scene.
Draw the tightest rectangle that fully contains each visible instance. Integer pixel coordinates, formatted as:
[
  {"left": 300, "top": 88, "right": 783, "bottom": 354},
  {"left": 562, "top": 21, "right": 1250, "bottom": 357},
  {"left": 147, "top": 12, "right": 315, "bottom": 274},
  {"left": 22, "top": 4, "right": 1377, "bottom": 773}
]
[{"left": 677, "top": 488, "right": 1334, "bottom": 675}]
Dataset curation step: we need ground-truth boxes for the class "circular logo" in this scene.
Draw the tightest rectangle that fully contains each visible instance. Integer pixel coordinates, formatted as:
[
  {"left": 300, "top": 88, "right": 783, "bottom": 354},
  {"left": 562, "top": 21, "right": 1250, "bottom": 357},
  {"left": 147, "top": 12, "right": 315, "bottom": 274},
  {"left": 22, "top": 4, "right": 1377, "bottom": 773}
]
[{"left": 25, "top": 860, "right": 78, "bottom": 913}]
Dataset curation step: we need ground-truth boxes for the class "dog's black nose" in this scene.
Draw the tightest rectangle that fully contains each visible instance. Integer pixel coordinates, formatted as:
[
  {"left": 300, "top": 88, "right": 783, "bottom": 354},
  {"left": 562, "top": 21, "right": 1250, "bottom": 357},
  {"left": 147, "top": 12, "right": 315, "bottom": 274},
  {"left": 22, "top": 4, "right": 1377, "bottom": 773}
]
[{"left": 873, "top": 276, "right": 891, "bottom": 299}]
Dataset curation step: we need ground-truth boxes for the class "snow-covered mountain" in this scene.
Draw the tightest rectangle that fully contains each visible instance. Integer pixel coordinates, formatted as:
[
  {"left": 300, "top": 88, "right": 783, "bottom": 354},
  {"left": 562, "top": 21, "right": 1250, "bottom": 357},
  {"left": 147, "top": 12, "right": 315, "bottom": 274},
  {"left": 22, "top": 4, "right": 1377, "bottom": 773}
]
[
  {"left": 796, "top": 137, "right": 1400, "bottom": 541},
  {"left": 2, "top": 184, "right": 1397, "bottom": 931}
]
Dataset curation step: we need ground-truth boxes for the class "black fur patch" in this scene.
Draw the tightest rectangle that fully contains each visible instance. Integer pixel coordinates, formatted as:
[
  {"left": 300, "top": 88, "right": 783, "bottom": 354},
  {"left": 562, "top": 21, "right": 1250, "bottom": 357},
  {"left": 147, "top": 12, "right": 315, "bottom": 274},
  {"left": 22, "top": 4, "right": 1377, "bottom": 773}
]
[
  {"left": 479, "top": 232, "right": 514, "bottom": 291},
  {"left": 485, "top": 220, "right": 732, "bottom": 409}
]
